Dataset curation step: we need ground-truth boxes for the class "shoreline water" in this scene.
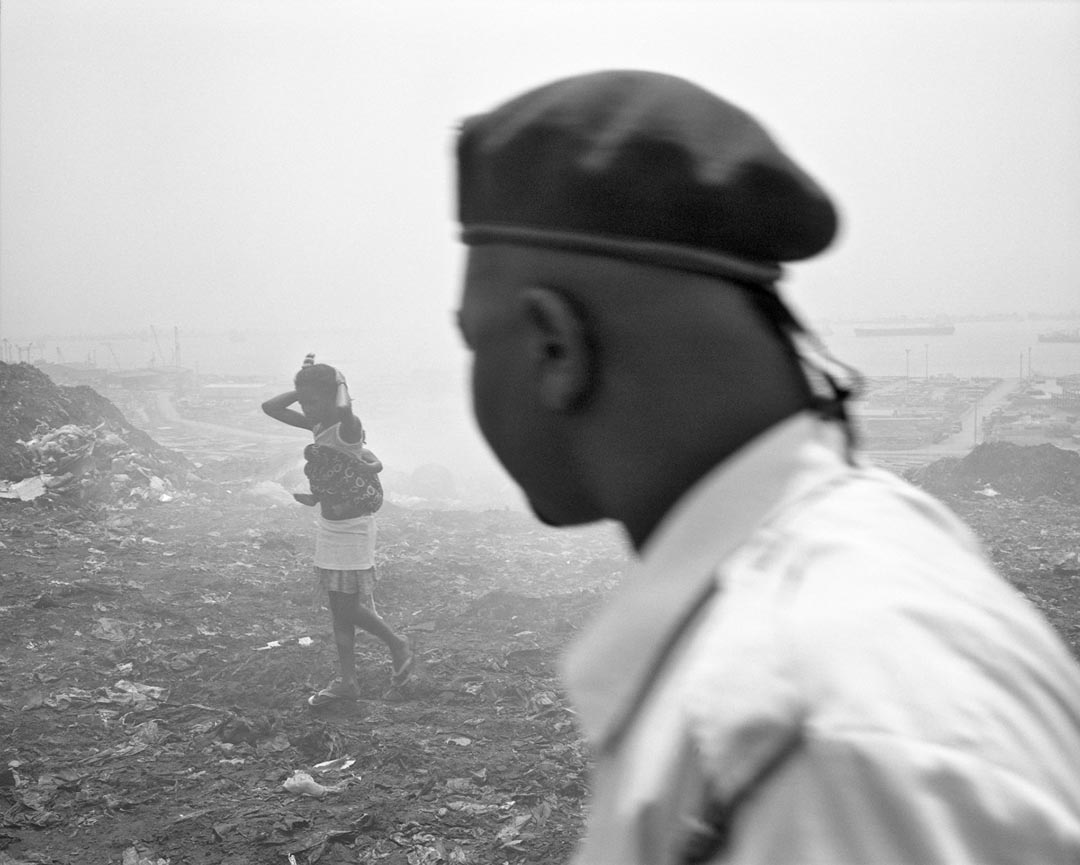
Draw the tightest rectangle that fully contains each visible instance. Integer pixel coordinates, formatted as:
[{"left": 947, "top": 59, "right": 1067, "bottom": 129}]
[{"left": 819, "top": 318, "right": 1080, "bottom": 380}]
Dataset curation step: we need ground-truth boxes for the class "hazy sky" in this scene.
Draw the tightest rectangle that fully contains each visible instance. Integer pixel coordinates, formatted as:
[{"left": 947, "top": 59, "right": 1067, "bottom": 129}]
[{"left": 2, "top": 0, "right": 1079, "bottom": 357}]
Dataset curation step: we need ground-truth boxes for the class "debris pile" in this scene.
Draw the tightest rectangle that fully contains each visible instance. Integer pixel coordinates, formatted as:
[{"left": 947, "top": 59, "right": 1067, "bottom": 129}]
[
  {"left": 907, "top": 441, "right": 1080, "bottom": 504},
  {"left": 0, "top": 361, "right": 196, "bottom": 506}
]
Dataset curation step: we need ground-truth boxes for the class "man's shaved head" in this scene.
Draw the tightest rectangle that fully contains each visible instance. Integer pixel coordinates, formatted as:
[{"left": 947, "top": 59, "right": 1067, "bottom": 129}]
[{"left": 458, "top": 244, "right": 815, "bottom": 543}]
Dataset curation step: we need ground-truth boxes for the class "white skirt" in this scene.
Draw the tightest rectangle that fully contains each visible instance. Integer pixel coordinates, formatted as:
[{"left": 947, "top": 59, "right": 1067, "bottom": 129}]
[{"left": 313, "top": 513, "right": 376, "bottom": 571}]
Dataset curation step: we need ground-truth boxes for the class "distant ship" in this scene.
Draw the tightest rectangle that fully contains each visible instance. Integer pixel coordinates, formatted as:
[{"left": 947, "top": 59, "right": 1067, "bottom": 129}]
[
  {"left": 1037, "top": 329, "right": 1080, "bottom": 343},
  {"left": 854, "top": 324, "right": 956, "bottom": 337}
]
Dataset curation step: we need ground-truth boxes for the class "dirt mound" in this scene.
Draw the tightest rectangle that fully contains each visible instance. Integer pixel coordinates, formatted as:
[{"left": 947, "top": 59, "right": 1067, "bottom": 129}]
[
  {"left": 907, "top": 441, "right": 1080, "bottom": 504},
  {"left": 0, "top": 361, "right": 196, "bottom": 503}
]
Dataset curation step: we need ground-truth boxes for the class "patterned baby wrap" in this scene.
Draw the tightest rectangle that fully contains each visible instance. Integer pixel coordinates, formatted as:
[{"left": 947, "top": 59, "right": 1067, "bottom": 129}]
[{"left": 303, "top": 443, "right": 384, "bottom": 515}]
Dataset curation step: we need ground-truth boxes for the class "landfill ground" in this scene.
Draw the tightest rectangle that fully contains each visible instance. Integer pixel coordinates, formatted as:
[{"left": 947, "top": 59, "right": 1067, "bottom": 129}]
[
  {"left": 3, "top": 376, "right": 1080, "bottom": 864},
  {"left": 1, "top": 486, "right": 629, "bottom": 865}
]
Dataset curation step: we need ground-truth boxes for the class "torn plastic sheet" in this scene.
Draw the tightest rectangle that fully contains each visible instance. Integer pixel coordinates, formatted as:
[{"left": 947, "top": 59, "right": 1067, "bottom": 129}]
[
  {"left": 312, "top": 756, "right": 355, "bottom": 773},
  {"left": 35, "top": 680, "right": 167, "bottom": 713},
  {"left": 253, "top": 636, "right": 315, "bottom": 651},
  {"left": 122, "top": 844, "right": 169, "bottom": 865},
  {"left": 282, "top": 770, "right": 347, "bottom": 799},
  {"left": 11, "top": 421, "right": 185, "bottom": 506},
  {"left": 91, "top": 617, "right": 133, "bottom": 642},
  {"left": 0, "top": 476, "right": 51, "bottom": 501}
]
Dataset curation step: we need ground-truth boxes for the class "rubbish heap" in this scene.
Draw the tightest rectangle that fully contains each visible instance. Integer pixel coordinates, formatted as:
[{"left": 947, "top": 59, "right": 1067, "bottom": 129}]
[
  {"left": 908, "top": 441, "right": 1080, "bottom": 504},
  {"left": 0, "top": 361, "right": 196, "bottom": 507},
  {"left": 6, "top": 422, "right": 184, "bottom": 505}
]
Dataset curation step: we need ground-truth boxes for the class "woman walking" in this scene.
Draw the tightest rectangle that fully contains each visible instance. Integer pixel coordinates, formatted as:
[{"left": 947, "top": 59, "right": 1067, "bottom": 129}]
[{"left": 262, "top": 355, "right": 413, "bottom": 706}]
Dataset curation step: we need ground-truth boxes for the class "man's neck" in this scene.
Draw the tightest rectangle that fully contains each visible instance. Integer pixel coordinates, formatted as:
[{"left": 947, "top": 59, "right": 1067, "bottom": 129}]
[{"left": 613, "top": 407, "right": 805, "bottom": 550}]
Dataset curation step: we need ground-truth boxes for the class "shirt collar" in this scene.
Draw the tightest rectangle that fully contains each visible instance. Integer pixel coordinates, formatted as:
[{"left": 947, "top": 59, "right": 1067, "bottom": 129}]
[{"left": 560, "top": 412, "right": 850, "bottom": 750}]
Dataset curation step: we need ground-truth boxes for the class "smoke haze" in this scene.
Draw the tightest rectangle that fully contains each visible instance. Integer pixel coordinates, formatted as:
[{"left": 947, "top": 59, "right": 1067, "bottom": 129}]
[{"left": 2, "top": 0, "right": 1079, "bottom": 503}]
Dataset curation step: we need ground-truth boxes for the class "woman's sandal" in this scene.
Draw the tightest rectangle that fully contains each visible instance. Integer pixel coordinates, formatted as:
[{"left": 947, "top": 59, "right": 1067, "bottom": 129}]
[
  {"left": 390, "top": 639, "right": 416, "bottom": 686},
  {"left": 307, "top": 682, "right": 360, "bottom": 707}
]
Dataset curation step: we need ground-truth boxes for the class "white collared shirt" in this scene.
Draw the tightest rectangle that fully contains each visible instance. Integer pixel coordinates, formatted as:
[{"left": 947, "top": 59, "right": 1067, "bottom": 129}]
[{"left": 562, "top": 413, "right": 1080, "bottom": 864}]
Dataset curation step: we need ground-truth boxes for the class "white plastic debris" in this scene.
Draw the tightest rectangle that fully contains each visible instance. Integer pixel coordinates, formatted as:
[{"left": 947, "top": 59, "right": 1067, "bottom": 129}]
[
  {"left": 122, "top": 845, "right": 169, "bottom": 865},
  {"left": 0, "top": 476, "right": 49, "bottom": 501},
  {"left": 282, "top": 770, "right": 346, "bottom": 799},
  {"left": 254, "top": 637, "right": 314, "bottom": 651},
  {"left": 312, "top": 756, "right": 355, "bottom": 773}
]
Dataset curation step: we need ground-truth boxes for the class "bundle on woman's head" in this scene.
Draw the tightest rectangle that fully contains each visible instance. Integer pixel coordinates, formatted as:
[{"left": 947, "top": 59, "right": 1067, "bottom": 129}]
[{"left": 295, "top": 355, "right": 339, "bottom": 396}]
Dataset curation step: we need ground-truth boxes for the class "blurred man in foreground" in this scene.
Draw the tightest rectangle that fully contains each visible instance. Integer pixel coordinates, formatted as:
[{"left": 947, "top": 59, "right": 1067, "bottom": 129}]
[{"left": 453, "top": 70, "right": 1080, "bottom": 864}]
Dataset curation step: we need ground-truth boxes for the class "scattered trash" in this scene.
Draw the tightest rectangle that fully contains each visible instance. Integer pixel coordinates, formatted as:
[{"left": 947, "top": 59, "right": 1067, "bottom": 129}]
[
  {"left": 909, "top": 441, "right": 1080, "bottom": 504},
  {"left": 257, "top": 733, "right": 292, "bottom": 755},
  {"left": 1053, "top": 552, "right": 1080, "bottom": 576},
  {"left": 253, "top": 636, "right": 314, "bottom": 651},
  {"left": 0, "top": 362, "right": 627, "bottom": 862},
  {"left": 496, "top": 813, "right": 533, "bottom": 848},
  {"left": 0, "top": 476, "right": 48, "bottom": 501},
  {"left": 91, "top": 617, "right": 133, "bottom": 642},
  {"left": 444, "top": 800, "right": 500, "bottom": 816},
  {"left": 0, "top": 852, "right": 38, "bottom": 865},
  {"left": 122, "top": 844, "right": 169, "bottom": 865},
  {"left": 31, "top": 679, "right": 167, "bottom": 715},
  {"left": 5, "top": 363, "right": 1076, "bottom": 865},
  {"left": 271, "top": 825, "right": 364, "bottom": 860},
  {"left": 11, "top": 422, "right": 188, "bottom": 506},
  {"left": 0, "top": 362, "right": 198, "bottom": 506},
  {"left": 282, "top": 770, "right": 346, "bottom": 799},
  {"left": 404, "top": 841, "right": 470, "bottom": 865},
  {"left": 312, "top": 756, "right": 355, "bottom": 773},
  {"left": 130, "top": 719, "right": 167, "bottom": 745},
  {"left": 108, "top": 680, "right": 168, "bottom": 710}
]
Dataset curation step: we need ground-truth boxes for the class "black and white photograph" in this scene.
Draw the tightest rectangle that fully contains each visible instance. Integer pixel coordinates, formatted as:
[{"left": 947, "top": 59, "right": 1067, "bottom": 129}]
[{"left": 2, "top": 2, "right": 1079, "bottom": 863}]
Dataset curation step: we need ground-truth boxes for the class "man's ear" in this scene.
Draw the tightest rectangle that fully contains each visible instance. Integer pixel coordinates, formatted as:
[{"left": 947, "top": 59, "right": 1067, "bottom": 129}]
[{"left": 519, "top": 287, "right": 592, "bottom": 411}]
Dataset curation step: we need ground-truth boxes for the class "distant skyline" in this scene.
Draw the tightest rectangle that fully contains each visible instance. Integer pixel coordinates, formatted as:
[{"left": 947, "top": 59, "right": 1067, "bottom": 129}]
[{"left": 2, "top": 1, "right": 1079, "bottom": 364}]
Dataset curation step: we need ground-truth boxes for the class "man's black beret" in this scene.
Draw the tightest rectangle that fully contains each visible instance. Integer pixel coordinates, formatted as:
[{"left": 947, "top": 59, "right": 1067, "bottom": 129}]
[{"left": 457, "top": 70, "right": 839, "bottom": 285}]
